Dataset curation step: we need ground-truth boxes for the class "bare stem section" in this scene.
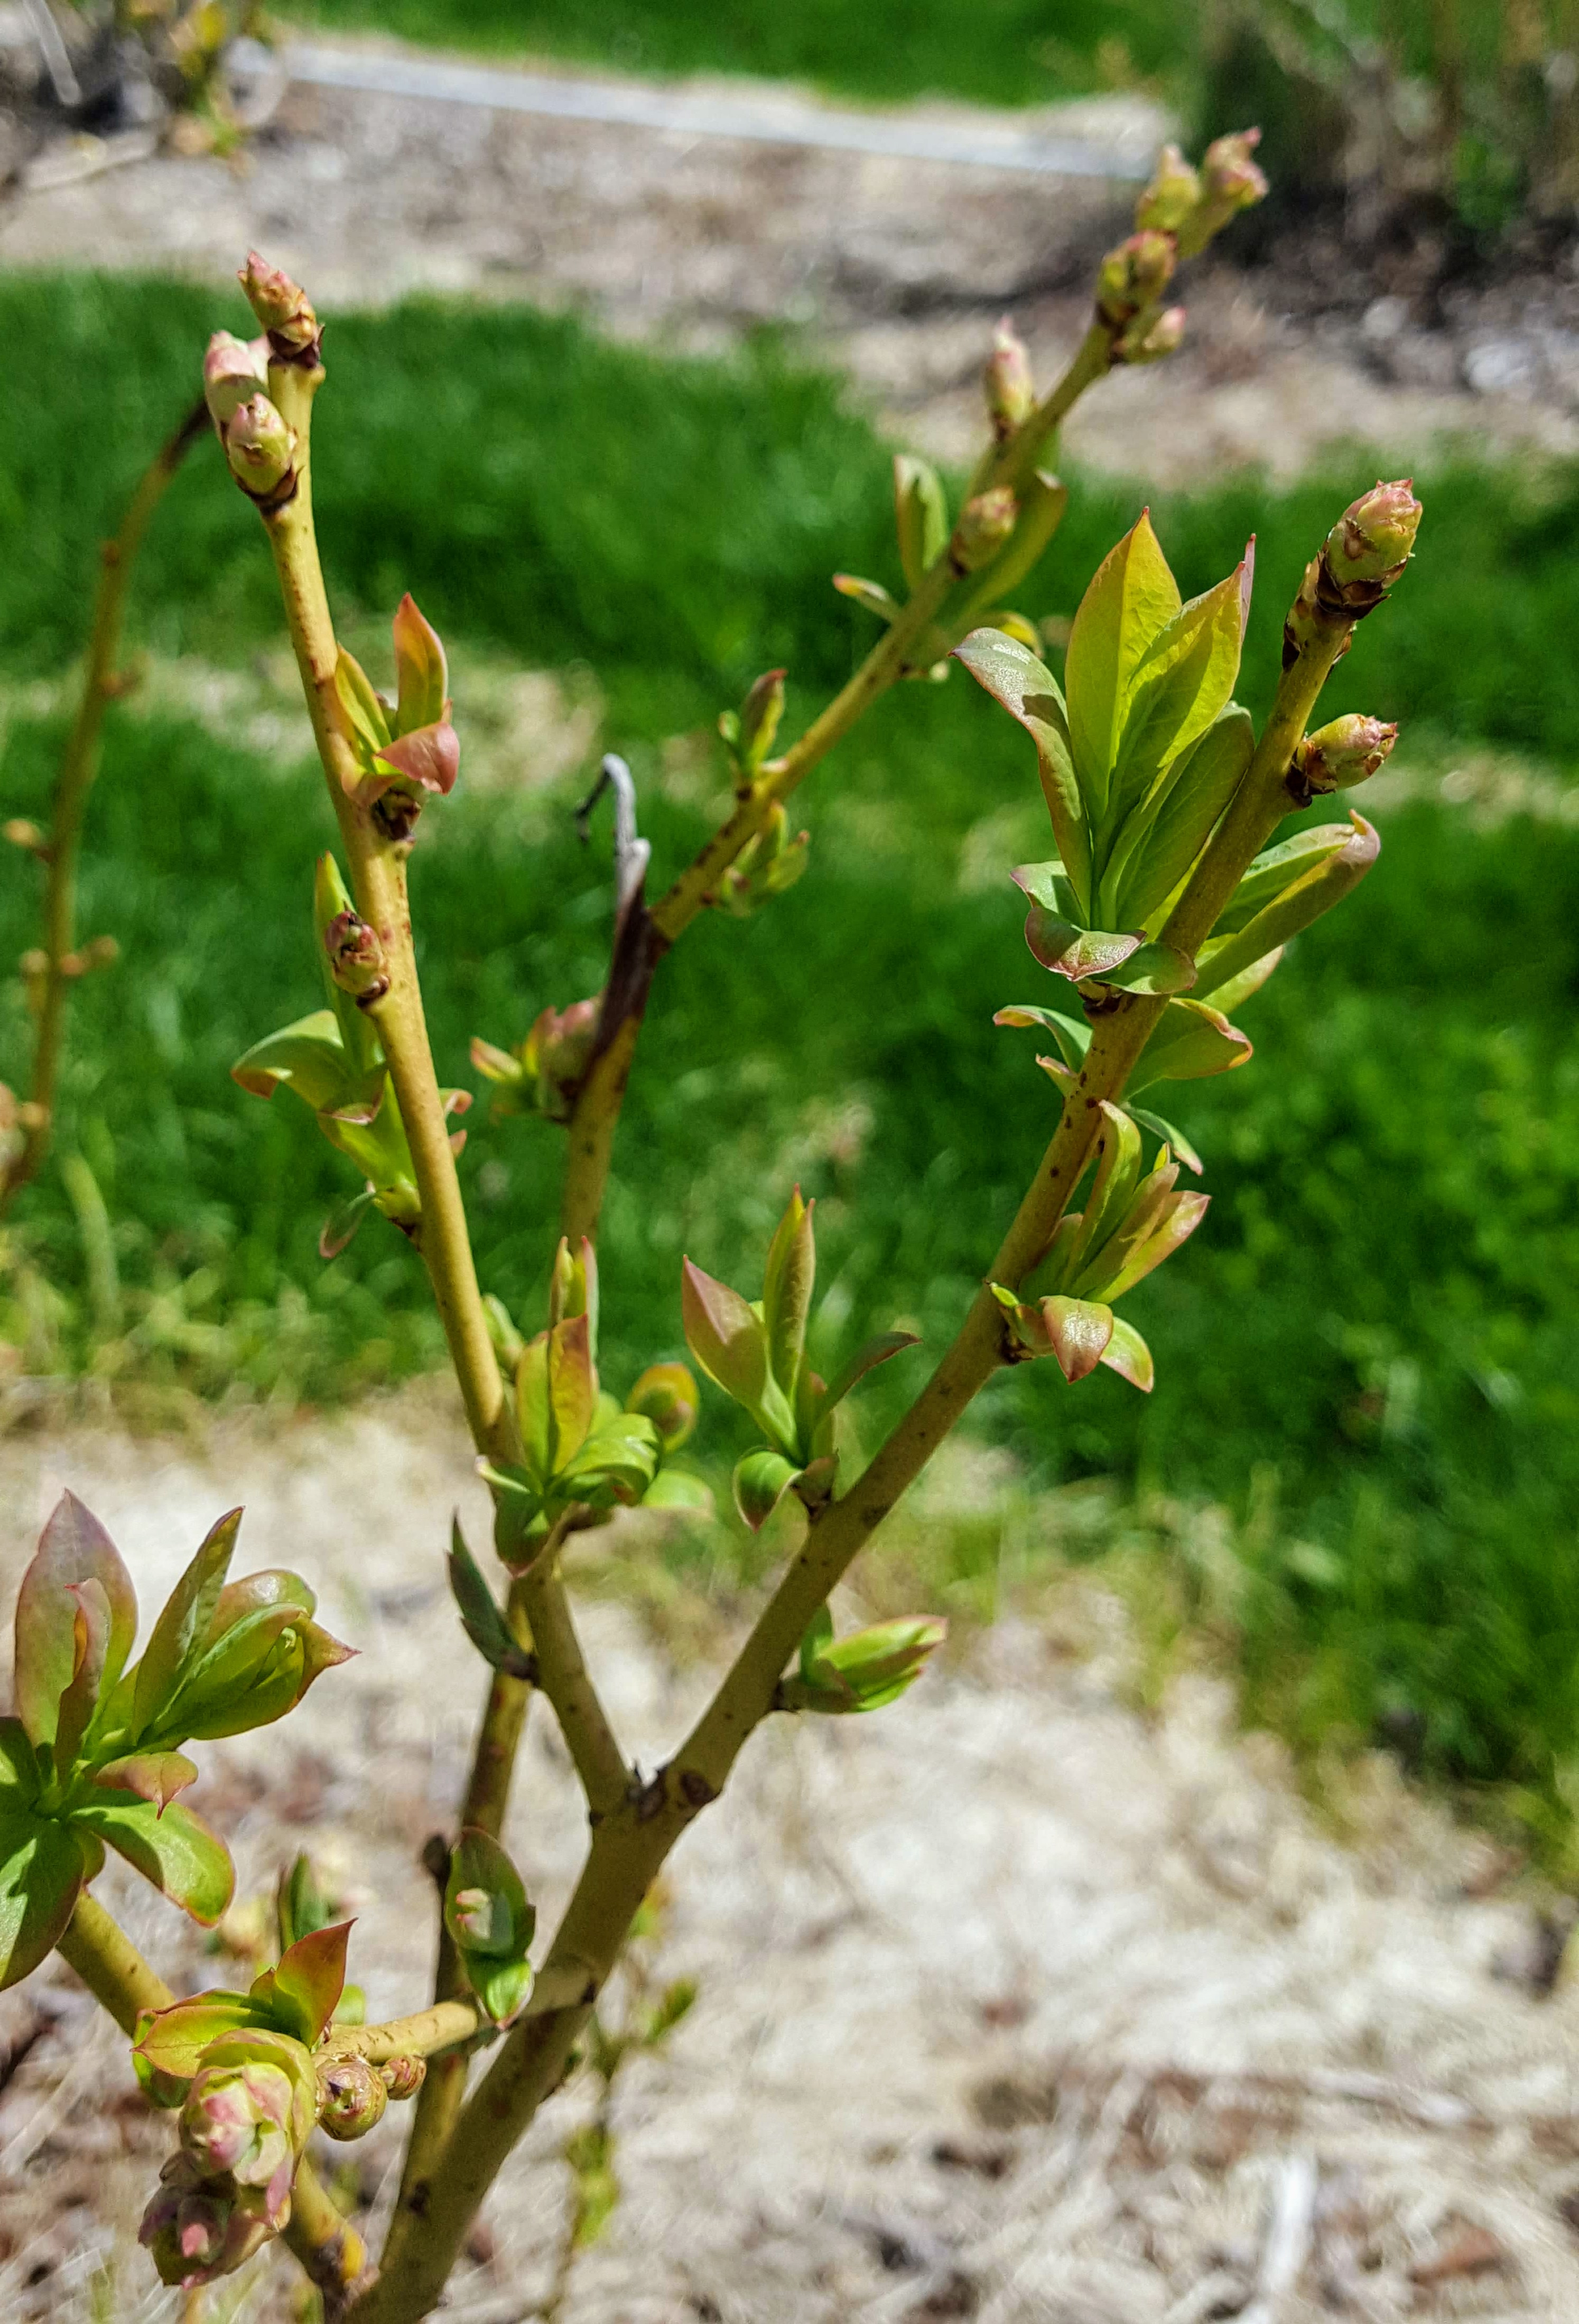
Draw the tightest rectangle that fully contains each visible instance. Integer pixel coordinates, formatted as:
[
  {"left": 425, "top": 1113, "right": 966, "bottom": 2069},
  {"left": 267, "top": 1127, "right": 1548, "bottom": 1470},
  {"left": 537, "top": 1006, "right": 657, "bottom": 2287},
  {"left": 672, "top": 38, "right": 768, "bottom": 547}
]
[{"left": 0, "top": 397, "right": 207, "bottom": 1215}]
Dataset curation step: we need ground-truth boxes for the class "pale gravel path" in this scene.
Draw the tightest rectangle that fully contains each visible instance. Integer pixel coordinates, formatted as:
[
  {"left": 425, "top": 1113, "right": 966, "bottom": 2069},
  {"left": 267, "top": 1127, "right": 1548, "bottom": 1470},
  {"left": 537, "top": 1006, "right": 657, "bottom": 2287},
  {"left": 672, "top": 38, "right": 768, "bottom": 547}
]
[
  {"left": 0, "top": 1390, "right": 1574, "bottom": 2318},
  {"left": 3, "top": 33, "right": 1578, "bottom": 484}
]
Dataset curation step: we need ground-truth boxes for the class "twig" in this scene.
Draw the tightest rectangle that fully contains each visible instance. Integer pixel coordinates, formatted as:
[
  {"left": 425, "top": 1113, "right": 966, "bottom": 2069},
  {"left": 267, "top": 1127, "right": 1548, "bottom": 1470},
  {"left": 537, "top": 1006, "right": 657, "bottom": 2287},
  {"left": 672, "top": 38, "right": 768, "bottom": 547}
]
[
  {"left": 1238, "top": 2150, "right": 1318, "bottom": 2324},
  {"left": 0, "top": 396, "right": 208, "bottom": 1216}
]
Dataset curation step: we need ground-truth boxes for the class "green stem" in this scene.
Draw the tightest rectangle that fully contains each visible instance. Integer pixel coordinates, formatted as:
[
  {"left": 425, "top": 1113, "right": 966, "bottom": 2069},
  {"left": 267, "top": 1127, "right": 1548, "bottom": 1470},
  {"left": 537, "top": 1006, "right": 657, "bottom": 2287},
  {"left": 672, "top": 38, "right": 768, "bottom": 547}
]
[
  {"left": 56, "top": 1894, "right": 371, "bottom": 2312},
  {"left": 518, "top": 1553, "right": 629, "bottom": 1820},
  {"left": 340, "top": 547, "right": 1376, "bottom": 2324},
  {"left": 322, "top": 2001, "right": 481, "bottom": 2066},
  {"left": 555, "top": 322, "right": 1113, "bottom": 1250},
  {"left": 260, "top": 357, "right": 519, "bottom": 1479},
  {"left": 0, "top": 398, "right": 207, "bottom": 1215}
]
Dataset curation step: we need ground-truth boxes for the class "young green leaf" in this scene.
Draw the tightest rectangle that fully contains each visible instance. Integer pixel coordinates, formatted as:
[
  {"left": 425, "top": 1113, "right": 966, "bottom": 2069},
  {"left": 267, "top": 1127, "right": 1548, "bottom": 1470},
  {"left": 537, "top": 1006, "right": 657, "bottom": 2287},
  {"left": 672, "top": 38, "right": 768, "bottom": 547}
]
[
  {"left": 333, "top": 646, "right": 392, "bottom": 757},
  {"left": 820, "top": 1330, "right": 922, "bottom": 1416},
  {"left": 13, "top": 1494, "right": 137, "bottom": 1752},
  {"left": 134, "top": 1992, "right": 266, "bottom": 2086},
  {"left": 392, "top": 593, "right": 449, "bottom": 736},
  {"left": 0, "top": 1807, "right": 87, "bottom": 1992},
  {"left": 682, "top": 1261, "right": 770, "bottom": 1417},
  {"left": 1108, "top": 705, "right": 1254, "bottom": 929},
  {"left": 91, "top": 1751, "right": 199, "bottom": 1812},
  {"left": 71, "top": 1795, "right": 234, "bottom": 1925},
  {"left": 1127, "top": 998, "right": 1252, "bottom": 1092},
  {"left": 761, "top": 1189, "right": 815, "bottom": 1404},
  {"left": 894, "top": 455, "right": 947, "bottom": 591},
  {"left": 444, "top": 1828, "right": 536, "bottom": 2025},
  {"left": 249, "top": 1920, "right": 351, "bottom": 2045},
  {"left": 133, "top": 1509, "right": 243, "bottom": 1743},
  {"left": 733, "top": 1449, "right": 799, "bottom": 1533},
  {"left": 954, "top": 632, "right": 1091, "bottom": 912},
  {"left": 447, "top": 1519, "right": 535, "bottom": 1680},
  {"left": 1064, "top": 511, "right": 1182, "bottom": 825},
  {"left": 1193, "top": 814, "right": 1380, "bottom": 999}
]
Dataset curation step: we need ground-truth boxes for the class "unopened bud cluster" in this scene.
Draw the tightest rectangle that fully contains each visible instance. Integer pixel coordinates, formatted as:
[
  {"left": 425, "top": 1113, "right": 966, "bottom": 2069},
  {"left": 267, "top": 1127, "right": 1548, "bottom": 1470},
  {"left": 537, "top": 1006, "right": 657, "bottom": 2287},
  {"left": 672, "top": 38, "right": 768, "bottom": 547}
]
[
  {"left": 237, "top": 249, "right": 321, "bottom": 362},
  {"left": 141, "top": 2030, "right": 317, "bottom": 2290},
  {"left": 1288, "top": 714, "right": 1398, "bottom": 805},
  {"left": 1284, "top": 479, "right": 1423, "bottom": 667},
  {"left": 202, "top": 255, "right": 321, "bottom": 507},
  {"left": 323, "top": 908, "right": 391, "bottom": 1005},
  {"left": 1097, "top": 128, "right": 1268, "bottom": 366}
]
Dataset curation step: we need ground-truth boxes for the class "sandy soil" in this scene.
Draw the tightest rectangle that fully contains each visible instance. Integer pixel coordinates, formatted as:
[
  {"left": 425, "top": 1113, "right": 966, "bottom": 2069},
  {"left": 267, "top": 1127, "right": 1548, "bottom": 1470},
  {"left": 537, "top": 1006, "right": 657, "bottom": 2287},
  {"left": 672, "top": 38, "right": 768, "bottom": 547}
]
[
  {"left": 0, "top": 1391, "right": 1575, "bottom": 2320},
  {"left": 4, "top": 36, "right": 1579, "bottom": 484}
]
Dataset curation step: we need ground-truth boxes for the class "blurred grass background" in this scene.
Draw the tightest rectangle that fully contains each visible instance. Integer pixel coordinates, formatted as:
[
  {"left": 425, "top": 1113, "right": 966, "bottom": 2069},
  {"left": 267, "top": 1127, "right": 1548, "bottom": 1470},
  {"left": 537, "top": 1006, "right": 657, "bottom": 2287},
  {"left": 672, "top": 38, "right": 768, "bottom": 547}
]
[{"left": 2, "top": 275, "right": 1577, "bottom": 1822}]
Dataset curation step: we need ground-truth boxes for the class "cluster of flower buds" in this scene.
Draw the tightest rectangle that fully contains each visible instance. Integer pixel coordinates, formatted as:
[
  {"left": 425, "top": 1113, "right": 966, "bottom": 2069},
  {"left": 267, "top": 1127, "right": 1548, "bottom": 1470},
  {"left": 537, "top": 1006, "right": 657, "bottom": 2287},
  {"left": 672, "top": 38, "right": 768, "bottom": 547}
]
[
  {"left": 203, "top": 258, "right": 319, "bottom": 506},
  {"left": 983, "top": 316, "right": 1036, "bottom": 438},
  {"left": 334, "top": 593, "right": 461, "bottom": 832},
  {"left": 1284, "top": 479, "right": 1424, "bottom": 667},
  {"left": 1097, "top": 129, "right": 1267, "bottom": 365},
  {"left": 683, "top": 1189, "right": 918, "bottom": 1530},
  {"left": 991, "top": 1102, "right": 1209, "bottom": 1391},
  {"left": 780, "top": 1605, "right": 947, "bottom": 1714},
  {"left": 1287, "top": 712, "right": 1399, "bottom": 806},
  {"left": 141, "top": 2026, "right": 318, "bottom": 2288},
  {"left": 477, "top": 1238, "right": 709, "bottom": 1565}
]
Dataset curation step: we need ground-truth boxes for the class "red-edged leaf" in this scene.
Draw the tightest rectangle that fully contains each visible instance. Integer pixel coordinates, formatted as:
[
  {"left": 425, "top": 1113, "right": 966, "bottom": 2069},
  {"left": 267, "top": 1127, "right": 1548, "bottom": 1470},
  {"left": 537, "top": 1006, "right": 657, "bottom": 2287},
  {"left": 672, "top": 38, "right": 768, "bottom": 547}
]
[
  {"left": 761, "top": 1188, "right": 815, "bottom": 1398},
  {"left": 1038, "top": 1296, "right": 1114, "bottom": 1383},
  {"left": 682, "top": 1260, "right": 768, "bottom": 1411},
  {"left": 1099, "top": 1317, "right": 1155, "bottom": 1392},
  {"left": 208, "top": 1568, "right": 316, "bottom": 1634},
  {"left": 953, "top": 628, "right": 1092, "bottom": 912},
  {"left": 71, "top": 1796, "right": 235, "bottom": 1925},
  {"left": 376, "top": 720, "right": 460, "bottom": 797},
  {"left": 0, "top": 1807, "right": 86, "bottom": 1992},
  {"left": 250, "top": 1919, "right": 351, "bottom": 2043},
  {"left": 821, "top": 1331, "right": 922, "bottom": 1415},
  {"left": 1024, "top": 909, "right": 1144, "bottom": 982},
  {"left": 392, "top": 593, "right": 449, "bottom": 735},
  {"left": 91, "top": 1751, "right": 199, "bottom": 1813},
  {"left": 13, "top": 1494, "right": 137, "bottom": 1751},
  {"left": 1129, "top": 998, "right": 1252, "bottom": 1093},
  {"left": 134, "top": 1991, "right": 264, "bottom": 2083},
  {"left": 546, "top": 1313, "right": 597, "bottom": 1472},
  {"left": 132, "top": 1509, "right": 243, "bottom": 1742},
  {"left": 52, "top": 1579, "right": 112, "bottom": 1776},
  {"left": 1102, "top": 1189, "right": 1211, "bottom": 1300}
]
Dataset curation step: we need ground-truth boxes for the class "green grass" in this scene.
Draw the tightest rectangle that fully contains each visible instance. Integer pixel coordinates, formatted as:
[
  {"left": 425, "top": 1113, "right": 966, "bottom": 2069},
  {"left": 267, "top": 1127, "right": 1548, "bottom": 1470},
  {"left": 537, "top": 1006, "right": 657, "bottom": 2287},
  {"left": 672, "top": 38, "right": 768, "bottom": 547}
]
[
  {"left": 289, "top": 0, "right": 1185, "bottom": 109},
  {"left": 3, "top": 273, "right": 1579, "bottom": 1814}
]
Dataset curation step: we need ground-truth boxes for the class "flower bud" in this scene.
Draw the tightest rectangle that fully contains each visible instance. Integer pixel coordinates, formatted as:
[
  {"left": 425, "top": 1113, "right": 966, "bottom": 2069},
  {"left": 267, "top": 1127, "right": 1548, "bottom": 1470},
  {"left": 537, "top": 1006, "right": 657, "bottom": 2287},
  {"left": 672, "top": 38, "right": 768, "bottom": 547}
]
[
  {"left": 203, "top": 330, "right": 268, "bottom": 427},
  {"left": 224, "top": 395, "right": 296, "bottom": 498},
  {"left": 1293, "top": 713, "right": 1398, "bottom": 797},
  {"left": 323, "top": 908, "right": 389, "bottom": 1004},
  {"left": 316, "top": 2055, "right": 389, "bottom": 2141},
  {"left": 1117, "top": 304, "right": 1187, "bottom": 366},
  {"left": 237, "top": 251, "right": 319, "bottom": 356},
  {"left": 379, "top": 2054, "right": 426, "bottom": 2103},
  {"left": 181, "top": 2032, "right": 313, "bottom": 2188},
  {"left": 983, "top": 317, "right": 1035, "bottom": 435},
  {"left": 1202, "top": 128, "right": 1269, "bottom": 213},
  {"left": 1135, "top": 141, "right": 1200, "bottom": 235},
  {"left": 626, "top": 1361, "right": 699, "bottom": 1451},
  {"left": 140, "top": 2151, "right": 282, "bottom": 2289},
  {"left": 950, "top": 487, "right": 1018, "bottom": 574},
  {"left": 1096, "top": 230, "right": 1176, "bottom": 327},
  {"left": 1325, "top": 479, "right": 1423, "bottom": 588}
]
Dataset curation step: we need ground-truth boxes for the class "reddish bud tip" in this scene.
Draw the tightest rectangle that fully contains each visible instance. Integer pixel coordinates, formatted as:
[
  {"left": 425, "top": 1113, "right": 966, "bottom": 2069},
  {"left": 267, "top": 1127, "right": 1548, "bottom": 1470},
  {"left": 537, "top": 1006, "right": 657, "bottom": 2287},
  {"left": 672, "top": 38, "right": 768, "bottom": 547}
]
[
  {"left": 237, "top": 252, "right": 319, "bottom": 354},
  {"left": 1295, "top": 713, "right": 1399, "bottom": 795},
  {"left": 224, "top": 395, "right": 296, "bottom": 497},
  {"left": 983, "top": 316, "right": 1035, "bottom": 434},
  {"left": 1326, "top": 479, "right": 1423, "bottom": 586},
  {"left": 951, "top": 486, "right": 1018, "bottom": 572}
]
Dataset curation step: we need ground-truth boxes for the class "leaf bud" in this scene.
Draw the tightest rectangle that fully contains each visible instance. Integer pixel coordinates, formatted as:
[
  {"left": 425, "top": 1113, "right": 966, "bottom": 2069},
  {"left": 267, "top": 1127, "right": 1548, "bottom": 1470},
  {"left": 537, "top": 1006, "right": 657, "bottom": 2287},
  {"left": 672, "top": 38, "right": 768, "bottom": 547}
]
[
  {"left": 788, "top": 1614, "right": 948, "bottom": 1713},
  {"left": 522, "top": 998, "right": 600, "bottom": 1122},
  {"left": 1117, "top": 304, "right": 1187, "bottom": 366},
  {"left": 203, "top": 330, "right": 268, "bottom": 427},
  {"left": 379, "top": 2054, "right": 426, "bottom": 2102},
  {"left": 626, "top": 1361, "right": 699, "bottom": 1451},
  {"left": 18, "top": 947, "right": 49, "bottom": 980},
  {"left": 1201, "top": 128, "right": 1269, "bottom": 215},
  {"left": 950, "top": 487, "right": 1019, "bottom": 575},
  {"left": 1291, "top": 713, "right": 1398, "bottom": 801},
  {"left": 732, "top": 1447, "right": 798, "bottom": 1533},
  {"left": 737, "top": 667, "right": 786, "bottom": 770},
  {"left": 315, "top": 2054, "right": 389, "bottom": 2141},
  {"left": 237, "top": 251, "right": 319, "bottom": 357},
  {"left": 983, "top": 317, "right": 1035, "bottom": 436},
  {"left": 3, "top": 819, "right": 47, "bottom": 855},
  {"left": 1096, "top": 230, "right": 1177, "bottom": 327},
  {"left": 1135, "top": 141, "right": 1201, "bottom": 235},
  {"left": 322, "top": 908, "right": 390, "bottom": 1005},
  {"left": 1324, "top": 479, "right": 1423, "bottom": 588},
  {"left": 224, "top": 395, "right": 296, "bottom": 499}
]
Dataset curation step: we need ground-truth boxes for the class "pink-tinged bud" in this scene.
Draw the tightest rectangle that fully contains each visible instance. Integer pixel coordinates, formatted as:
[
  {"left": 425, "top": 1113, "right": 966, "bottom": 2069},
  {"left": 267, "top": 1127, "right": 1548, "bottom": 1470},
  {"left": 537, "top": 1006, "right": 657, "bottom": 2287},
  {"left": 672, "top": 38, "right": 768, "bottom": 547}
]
[
  {"left": 139, "top": 2151, "right": 287, "bottom": 2288},
  {"left": 203, "top": 330, "right": 268, "bottom": 428},
  {"left": 1202, "top": 127, "right": 1269, "bottom": 212},
  {"left": 379, "top": 2054, "right": 426, "bottom": 2103},
  {"left": 1135, "top": 141, "right": 1201, "bottom": 235},
  {"left": 237, "top": 251, "right": 319, "bottom": 356},
  {"left": 983, "top": 317, "right": 1035, "bottom": 435},
  {"left": 950, "top": 486, "right": 1018, "bottom": 573},
  {"left": 626, "top": 1361, "right": 699, "bottom": 1451},
  {"left": 316, "top": 2055, "right": 388, "bottom": 2141},
  {"left": 323, "top": 908, "right": 389, "bottom": 1003},
  {"left": 1293, "top": 713, "right": 1398, "bottom": 797},
  {"left": 1117, "top": 304, "right": 1187, "bottom": 366},
  {"left": 523, "top": 998, "right": 600, "bottom": 1121},
  {"left": 1095, "top": 230, "right": 1177, "bottom": 327},
  {"left": 179, "top": 2030, "right": 317, "bottom": 2188},
  {"left": 737, "top": 666, "right": 786, "bottom": 768},
  {"left": 1325, "top": 479, "right": 1423, "bottom": 587},
  {"left": 224, "top": 395, "right": 296, "bottom": 498}
]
